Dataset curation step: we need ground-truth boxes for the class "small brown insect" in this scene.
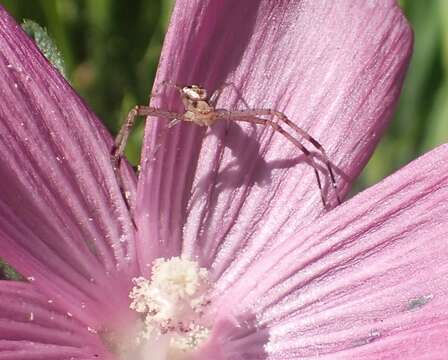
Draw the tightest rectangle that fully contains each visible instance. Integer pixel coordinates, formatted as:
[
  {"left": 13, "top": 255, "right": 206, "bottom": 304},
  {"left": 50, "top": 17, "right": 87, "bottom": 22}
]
[{"left": 111, "top": 81, "right": 340, "bottom": 207}]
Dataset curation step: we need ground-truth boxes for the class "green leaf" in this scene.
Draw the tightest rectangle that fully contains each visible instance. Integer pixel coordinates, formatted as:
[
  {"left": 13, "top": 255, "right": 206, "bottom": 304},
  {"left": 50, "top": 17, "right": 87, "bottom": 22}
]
[
  {"left": 0, "top": 259, "right": 23, "bottom": 281},
  {"left": 21, "top": 19, "right": 67, "bottom": 79}
]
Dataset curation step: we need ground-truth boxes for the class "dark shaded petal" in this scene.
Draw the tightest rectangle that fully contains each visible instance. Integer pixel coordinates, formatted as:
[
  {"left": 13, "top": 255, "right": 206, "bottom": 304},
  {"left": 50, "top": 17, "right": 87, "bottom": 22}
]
[
  {"left": 135, "top": 0, "right": 412, "bottom": 275},
  {"left": 0, "top": 7, "right": 136, "bottom": 327}
]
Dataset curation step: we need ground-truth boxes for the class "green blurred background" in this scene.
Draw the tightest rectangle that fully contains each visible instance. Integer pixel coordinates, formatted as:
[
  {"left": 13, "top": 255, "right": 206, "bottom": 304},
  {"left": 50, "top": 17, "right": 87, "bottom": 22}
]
[{"left": 1, "top": 0, "right": 447, "bottom": 188}]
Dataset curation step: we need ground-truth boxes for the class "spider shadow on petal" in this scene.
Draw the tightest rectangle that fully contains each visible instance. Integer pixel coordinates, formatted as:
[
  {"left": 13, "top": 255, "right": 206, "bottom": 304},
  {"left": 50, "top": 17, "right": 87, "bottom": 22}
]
[{"left": 188, "top": 121, "right": 338, "bottom": 211}]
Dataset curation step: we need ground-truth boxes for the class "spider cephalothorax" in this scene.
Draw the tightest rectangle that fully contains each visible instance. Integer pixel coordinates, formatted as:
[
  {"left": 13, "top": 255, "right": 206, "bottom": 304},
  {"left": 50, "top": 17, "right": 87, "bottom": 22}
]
[{"left": 180, "top": 85, "right": 216, "bottom": 126}]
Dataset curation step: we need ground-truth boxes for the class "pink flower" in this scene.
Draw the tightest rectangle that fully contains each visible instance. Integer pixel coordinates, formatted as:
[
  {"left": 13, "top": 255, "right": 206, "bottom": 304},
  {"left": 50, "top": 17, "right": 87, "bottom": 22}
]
[{"left": 2, "top": 1, "right": 444, "bottom": 359}]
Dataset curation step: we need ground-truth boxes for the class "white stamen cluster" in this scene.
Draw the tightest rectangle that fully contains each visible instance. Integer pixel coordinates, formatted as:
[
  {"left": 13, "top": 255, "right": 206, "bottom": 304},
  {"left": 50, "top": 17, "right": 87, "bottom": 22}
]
[{"left": 129, "top": 257, "right": 211, "bottom": 354}]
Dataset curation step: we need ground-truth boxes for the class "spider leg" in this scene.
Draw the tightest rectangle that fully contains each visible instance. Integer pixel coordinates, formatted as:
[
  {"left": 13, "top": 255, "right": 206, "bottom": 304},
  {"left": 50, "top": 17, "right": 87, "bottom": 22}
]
[
  {"left": 111, "top": 105, "right": 183, "bottom": 169},
  {"left": 220, "top": 112, "right": 327, "bottom": 207},
  {"left": 209, "top": 85, "right": 226, "bottom": 107},
  {"left": 210, "top": 82, "right": 236, "bottom": 107},
  {"left": 218, "top": 109, "right": 340, "bottom": 205},
  {"left": 111, "top": 105, "right": 183, "bottom": 224},
  {"left": 269, "top": 109, "right": 340, "bottom": 204},
  {"left": 117, "top": 80, "right": 184, "bottom": 163}
]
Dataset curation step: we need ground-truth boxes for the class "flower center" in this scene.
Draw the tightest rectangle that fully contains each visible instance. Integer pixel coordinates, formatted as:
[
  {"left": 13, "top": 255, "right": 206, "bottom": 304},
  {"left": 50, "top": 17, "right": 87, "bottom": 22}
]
[{"left": 125, "top": 257, "right": 211, "bottom": 359}]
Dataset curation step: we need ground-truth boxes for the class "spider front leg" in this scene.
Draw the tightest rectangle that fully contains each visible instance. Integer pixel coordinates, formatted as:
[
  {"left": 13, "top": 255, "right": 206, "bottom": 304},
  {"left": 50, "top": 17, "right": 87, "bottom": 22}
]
[
  {"left": 111, "top": 106, "right": 182, "bottom": 170},
  {"left": 111, "top": 105, "right": 183, "bottom": 226},
  {"left": 111, "top": 106, "right": 139, "bottom": 169}
]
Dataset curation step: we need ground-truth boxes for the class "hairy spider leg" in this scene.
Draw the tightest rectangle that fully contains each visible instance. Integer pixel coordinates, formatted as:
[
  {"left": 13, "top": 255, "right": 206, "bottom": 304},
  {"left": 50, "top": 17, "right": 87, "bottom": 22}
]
[
  {"left": 112, "top": 79, "right": 197, "bottom": 172},
  {"left": 209, "top": 84, "right": 226, "bottom": 107},
  {"left": 111, "top": 106, "right": 182, "bottom": 169},
  {"left": 217, "top": 109, "right": 341, "bottom": 205}
]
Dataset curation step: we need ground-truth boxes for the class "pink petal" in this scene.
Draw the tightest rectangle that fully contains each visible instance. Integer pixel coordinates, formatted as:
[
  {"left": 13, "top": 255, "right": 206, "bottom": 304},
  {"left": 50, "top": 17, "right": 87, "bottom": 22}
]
[
  {"left": 328, "top": 320, "right": 448, "bottom": 360},
  {"left": 0, "top": 7, "right": 136, "bottom": 327},
  {"left": 136, "top": 0, "right": 412, "bottom": 275},
  {"left": 0, "top": 281, "right": 111, "bottom": 359},
  {"left": 208, "top": 144, "right": 448, "bottom": 358}
]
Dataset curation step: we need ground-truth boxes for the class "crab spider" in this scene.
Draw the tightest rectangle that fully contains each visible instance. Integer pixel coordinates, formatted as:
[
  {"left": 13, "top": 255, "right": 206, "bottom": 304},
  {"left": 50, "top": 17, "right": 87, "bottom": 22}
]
[{"left": 111, "top": 81, "right": 341, "bottom": 207}]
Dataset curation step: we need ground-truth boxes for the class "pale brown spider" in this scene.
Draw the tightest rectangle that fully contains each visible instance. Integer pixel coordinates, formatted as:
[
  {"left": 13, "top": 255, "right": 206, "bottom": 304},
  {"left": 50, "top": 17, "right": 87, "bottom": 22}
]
[{"left": 111, "top": 82, "right": 340, "bottom": 207}]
